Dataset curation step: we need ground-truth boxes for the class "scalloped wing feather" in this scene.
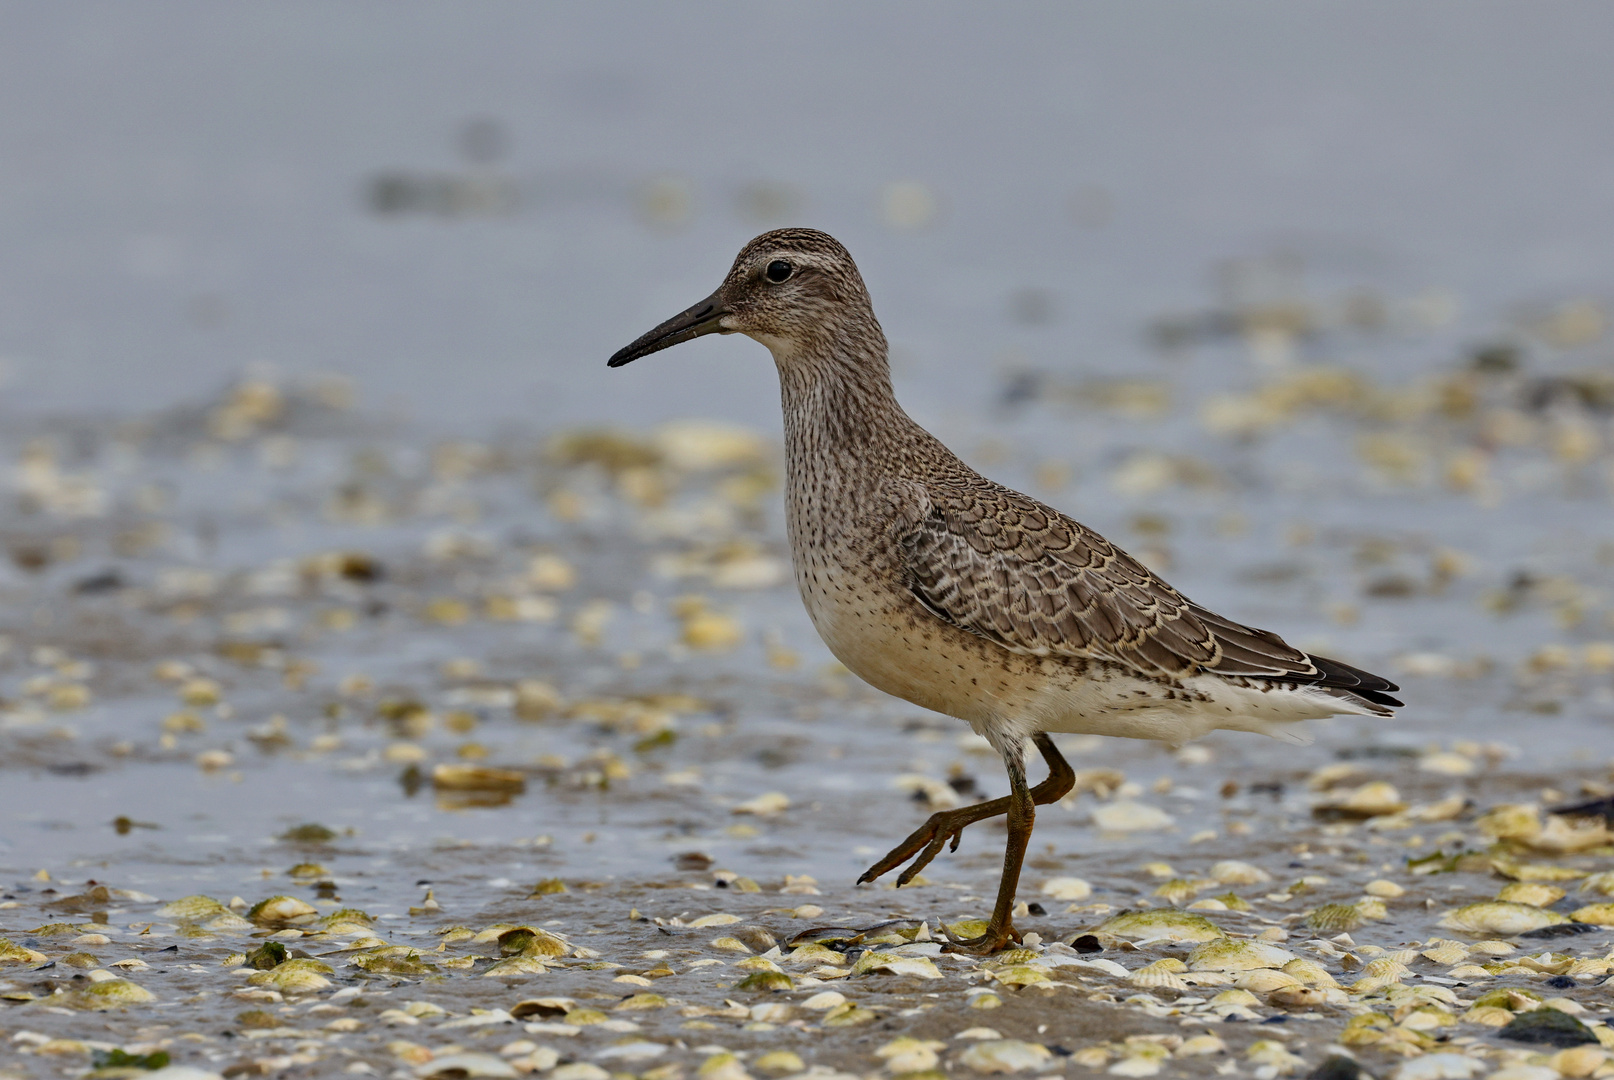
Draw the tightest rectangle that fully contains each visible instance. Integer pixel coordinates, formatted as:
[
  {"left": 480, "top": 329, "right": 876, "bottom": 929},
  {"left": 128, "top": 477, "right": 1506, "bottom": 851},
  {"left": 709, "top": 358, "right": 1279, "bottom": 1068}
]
[{"left": 897, "top": 483, "right": 1401, "bottom": 708}]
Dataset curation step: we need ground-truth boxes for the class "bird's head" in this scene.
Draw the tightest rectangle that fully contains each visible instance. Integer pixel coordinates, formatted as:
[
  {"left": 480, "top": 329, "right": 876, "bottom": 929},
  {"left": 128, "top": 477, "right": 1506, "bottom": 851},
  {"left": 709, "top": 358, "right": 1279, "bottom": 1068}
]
[{"left": 607, "top": 228, "right": 881, "bottom": 371}]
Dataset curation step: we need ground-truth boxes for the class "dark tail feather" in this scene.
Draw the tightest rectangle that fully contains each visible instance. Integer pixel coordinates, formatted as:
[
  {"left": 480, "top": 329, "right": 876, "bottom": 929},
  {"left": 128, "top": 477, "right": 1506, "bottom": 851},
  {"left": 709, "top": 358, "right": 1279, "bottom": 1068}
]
[{"left": 1296, "top": 652, "right": 1404, "bottom": 709}]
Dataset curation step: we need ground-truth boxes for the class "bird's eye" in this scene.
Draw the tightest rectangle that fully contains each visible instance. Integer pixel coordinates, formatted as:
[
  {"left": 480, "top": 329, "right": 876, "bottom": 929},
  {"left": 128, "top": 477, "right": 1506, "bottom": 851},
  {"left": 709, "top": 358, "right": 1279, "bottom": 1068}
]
[{"left": 765, "top": 260, "right": 793, "bottom": 283}]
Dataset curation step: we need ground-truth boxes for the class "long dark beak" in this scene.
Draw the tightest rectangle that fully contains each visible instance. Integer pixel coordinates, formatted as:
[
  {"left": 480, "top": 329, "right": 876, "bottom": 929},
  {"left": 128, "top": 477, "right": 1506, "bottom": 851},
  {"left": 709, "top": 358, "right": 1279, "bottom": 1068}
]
[{"left": 607, "top": 290, "right": 730, "bottom": 368}]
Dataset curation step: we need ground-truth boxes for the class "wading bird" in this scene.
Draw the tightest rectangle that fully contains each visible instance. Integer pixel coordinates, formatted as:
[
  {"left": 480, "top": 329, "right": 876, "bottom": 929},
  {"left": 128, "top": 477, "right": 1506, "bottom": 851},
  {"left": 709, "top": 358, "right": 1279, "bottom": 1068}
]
[{"left": 608, "top": 229, "right": 1402, "bottom": 953}]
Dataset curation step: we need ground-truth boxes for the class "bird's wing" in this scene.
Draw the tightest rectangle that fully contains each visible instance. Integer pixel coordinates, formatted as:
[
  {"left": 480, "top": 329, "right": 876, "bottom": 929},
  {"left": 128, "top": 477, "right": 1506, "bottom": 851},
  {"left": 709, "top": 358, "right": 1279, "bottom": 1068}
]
[{"left": 895, "top": 481, "right": 1353, "bottom": 684}]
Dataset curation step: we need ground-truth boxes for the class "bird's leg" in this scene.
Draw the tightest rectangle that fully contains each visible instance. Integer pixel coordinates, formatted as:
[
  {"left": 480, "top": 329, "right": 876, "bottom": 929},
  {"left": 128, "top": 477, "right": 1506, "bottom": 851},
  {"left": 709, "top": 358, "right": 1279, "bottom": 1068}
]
[
  {"left": 857, "top": 734, "right": 1074, "bottom": 888},
  {"left": 940, "top": 739, "right": 1038, "bottom": 955}
]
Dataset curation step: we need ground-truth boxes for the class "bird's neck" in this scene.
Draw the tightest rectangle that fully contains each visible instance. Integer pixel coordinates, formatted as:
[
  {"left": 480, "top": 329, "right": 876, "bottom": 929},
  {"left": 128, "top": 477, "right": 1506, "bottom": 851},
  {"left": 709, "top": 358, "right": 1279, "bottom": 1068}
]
[{"left": 776, "top": 336, "right": 909, "bottom": 468}]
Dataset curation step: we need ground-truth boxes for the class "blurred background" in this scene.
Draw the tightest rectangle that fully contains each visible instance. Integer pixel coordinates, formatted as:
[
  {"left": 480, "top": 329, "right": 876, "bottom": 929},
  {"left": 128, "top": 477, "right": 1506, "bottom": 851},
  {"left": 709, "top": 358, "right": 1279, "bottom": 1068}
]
[
  {"left": 4, "top": 3, "right": 1613, "bottom": 431},
  {"left": 2, "top": 0, "right": 1614, "bottom": 1002}
]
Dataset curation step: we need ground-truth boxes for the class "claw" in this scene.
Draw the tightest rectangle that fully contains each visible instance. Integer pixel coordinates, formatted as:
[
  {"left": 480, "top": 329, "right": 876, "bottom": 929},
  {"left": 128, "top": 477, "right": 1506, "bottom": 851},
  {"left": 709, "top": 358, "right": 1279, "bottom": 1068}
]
[
  {"left": 859, "top": 807, "right": 991, "bottom": 887},
  {"left": 938, "top": 919, "right": 1021, "bottom": 955}
]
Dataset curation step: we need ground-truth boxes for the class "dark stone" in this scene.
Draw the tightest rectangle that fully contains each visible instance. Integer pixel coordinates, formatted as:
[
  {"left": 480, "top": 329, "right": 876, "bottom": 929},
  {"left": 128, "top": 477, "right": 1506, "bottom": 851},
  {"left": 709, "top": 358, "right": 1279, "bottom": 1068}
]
[
  {"left": 1500, "top": 1008, "right": 1598, "bottom": 1047},
  {"left": 73, "top": 569, "right": 125, "bottom": 594},
  {"left": 1522, "top": 922, "right": 1598, "bottom": 939},
  {"left": 1306, "top": 1055, "right": 1364, "bottom": 1080},
  {"left": 245, "top": 941, "right": 287, "bottom": 971},
  {"left": 1027, "top": 902, "right": 1047, "bottom": 917},
  {"left": 1070, "top": 933, "right": 1102, "bottom": 953}
]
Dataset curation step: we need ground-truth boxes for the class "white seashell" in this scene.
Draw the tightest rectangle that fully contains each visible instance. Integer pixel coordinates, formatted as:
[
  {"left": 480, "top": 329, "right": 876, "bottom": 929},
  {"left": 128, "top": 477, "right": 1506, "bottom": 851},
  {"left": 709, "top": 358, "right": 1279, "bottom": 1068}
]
[
  {"left": 1417, "top": 751, "right": 1476, "bottom": 776},
  {"left": 157, "top": 895, "right": 231, "bottom": 921},
  {"left": 550, "top": 1065, "right": 612, "bottom": 1080},
  {"left": 1267, "top": 985, "right": 1331, "bottom": 1009},
  {"left": 1209, "top": 860, "right": 1271, "bottom": 886},
  {"left": 1210, "top": 989, "right": 1260, "bottom": 1007},
  {"left": 414, "top": 1052, "right": 519, "bottom": 1078},
  {"left": 876, "top": 1036, "right": 945, "bottom": 1073},
  {"left": 958, "top": 1039, "right": 1054, "bottom": 1074},
  {"left": 1094, "top": 910, "right": 1223, "bottom": 943},
  {"left": 731, "top": 792, "right": 789, "bottom": 816},
  {"left": 1091, "top": 801, "right": 1174, "bottom": 832},
  {"left": 1420, "top": 940, "right": 1469, "bottom": 965},
  {"left": 1386, "top": 1052, "right": 1485, "bottom": 1080},
  {"left": 1108, "top": 1055, "right": 1164, "bottom": 1077},
  {"left": 1313, "top": 781, "right": 1406, "bottom": 818},
  {"left": 850, "top": 952, "right": 942, "bottom": 979},
  {"left": 1570, "top": 903, "right": 1614, "bottom": 926},
  {"left": 1177, "top": 1035, "right": 1226, "bottom": 1056},
  {"left": 1039, "top": 876, "right": 1092, "bottom": 901},
  {"left": 1129, "top": 960, "right": 1190, "bottom": 991},
  {"left": 594, "top": 1042, "right": 667, "bottom": 1063},
  {"left": 1232, "top": 969, "right": 1301, "bottom": 993},
  {"left": 1579, "top": 871, "right": 1614, "bottom": 896},
  {"left": 686, "top": 913, "right": 742, "bottom": 928},
  {"left": 1281, "top": 958, "right": 1338, "bottom": 987},
  {"left": 1187, "top": 938, "right": 1296, "bottom": 972},
  {"left": 1497, "top": 882, "right": 1566, "bottom": 907},
  {"left": 1437, "top": 901, "right": 1568, "bottom": 935}
]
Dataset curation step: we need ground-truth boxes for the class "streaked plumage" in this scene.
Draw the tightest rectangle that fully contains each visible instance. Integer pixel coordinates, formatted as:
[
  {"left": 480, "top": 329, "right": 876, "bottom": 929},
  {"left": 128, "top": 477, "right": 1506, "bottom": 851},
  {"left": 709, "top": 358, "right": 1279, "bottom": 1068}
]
[{"left": 608, "top": 227, "right": 1402, "bottom": 952}]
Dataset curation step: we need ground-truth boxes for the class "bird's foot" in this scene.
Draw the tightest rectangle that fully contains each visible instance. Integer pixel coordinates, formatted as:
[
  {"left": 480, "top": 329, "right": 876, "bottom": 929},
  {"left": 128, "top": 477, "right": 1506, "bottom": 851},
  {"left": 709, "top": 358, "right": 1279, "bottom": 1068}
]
[
  {"left": 938, "top": 918, "right": 1021, "bottom": 956},
  {"left": 856, "top": 805, "right": 992, "bottom": 887}
]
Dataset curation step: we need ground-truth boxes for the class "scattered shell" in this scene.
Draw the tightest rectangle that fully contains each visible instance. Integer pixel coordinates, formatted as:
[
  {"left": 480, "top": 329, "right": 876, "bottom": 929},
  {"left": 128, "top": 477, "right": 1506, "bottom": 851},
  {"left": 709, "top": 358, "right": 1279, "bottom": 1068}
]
[
  {"left": 1420, "top": 940, "right": 1470, "bottom": 965},
  {"left": 1569, "top": 903, "right": 1614, "bottom": 926},
  {"left": 247, "top": 957, "right": 334, "bottom": 992},
  {"left": 1281, "top": 958, "right": 1338, "bottom": 987},
  {"left": 958, "top": 1040, "right": 1053, "bottom": 1074},
  {"left": 1305, "top": 903, "right": 1366, "bottom": 932},
  {"left": 850, "top": 951, "right": 943, "bottom": 979},
  {"left": 1437, "top": 901, "right": 1569, "bottom": 935},
  {"left": 1091, "top": 801, "right": 1175, "bottom": 832},
  {"left": 552, "top": 1066, "right": 612, "bottom": 1080},
  {"left": 821, "top": 1000, "right": 878, "bottom": 1026},
  {"left": 1314, "top": 781, "right": 1406, "bottom": 818},
  {"left": 876, "top": 1036, "right": 945, "bottom": 1073},
  {"left": 1209, "top": 860, "right": 1271, "bottom": 886},
  {"left": 1095, "top": 910, "right": 1224, "bottom": 943},
  {"left": 1579, "top": 871, "right": 1614, "bottom": 896},
  {"left": 732, "top": 792, "right": 790, "bottom": 815},
  {"left": 1365, "top": 879, "right": 1405, "bottom": 898},
  {"left": 1418, "top": 750, "right": 1477, "bottom": 776},
  {"left": 1178, "top": 1035, "right": 1226, "bottom": 1056},
  {"left": 1129, "top": 959, "right": 1189, "bottom": 991},
  {"left": 687, "top": 913, "right": 742, "bottom": 928},
  {"left": 696, "top": 1053, "right": 753, "bottom": 1080},
  {"left": 157, "top": 895, "right": 231, "bottom": 920},
  {"left": 1187, "top": 938, "right": 1297, "bottom": 972},
  {"left": 432, "top": 763, "right": 527, "bottom": 794},
  {"left": 1387, "top": 1052, "right": 1484, "bottom": 1080},
  {"left": 61, "top": 978, "right": 156, "bottom": 1008},
  {"left": 1548, "top": 1047, "right": 1607, "bottom": 1078},
  {"left": 416, "top": 1053, "right": 519, "bottom": 1079},
  {"left": 1039, "top": 876, "right": 1092, "bottom": 901},
  {"left": 247, "top": 895, "right": 319, "bottom": 926},
  {"left": 987, "top": 964, "right": 1051, "bottom": 988},
  {"left": 472, "top": 925, "right": 569, "bottom": 956},
  {"left": 733, "top": 970, "right": 793, "bottom": 992},
  {"left": 1232, "top": 968, "right": 1302, "bottom": 993},
  {"left": 801, "top": 991, "right": 846, "bottom": 1010},
  {"left": 0, "top": 939, "right": 48, "bottom": 966},
  {"left": 1246, "top": 1040, "right": 1307, "bottom": 1074},
  {"left": 1268, "top": 985, "right": 1332, "bottom": 1009},
  {"left": 1151, "top": 878, "right": 1205, "bottom": 905},
  {"left": 1498, "top": 882, "right": 1566, "bottom": 907}
]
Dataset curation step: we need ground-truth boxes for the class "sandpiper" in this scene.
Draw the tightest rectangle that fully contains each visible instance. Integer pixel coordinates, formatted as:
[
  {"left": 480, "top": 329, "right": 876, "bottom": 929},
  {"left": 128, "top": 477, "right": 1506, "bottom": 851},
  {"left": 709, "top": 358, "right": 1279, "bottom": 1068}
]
[{"left": 608, "top": 229, "right": 1402, "bottom": 954}]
